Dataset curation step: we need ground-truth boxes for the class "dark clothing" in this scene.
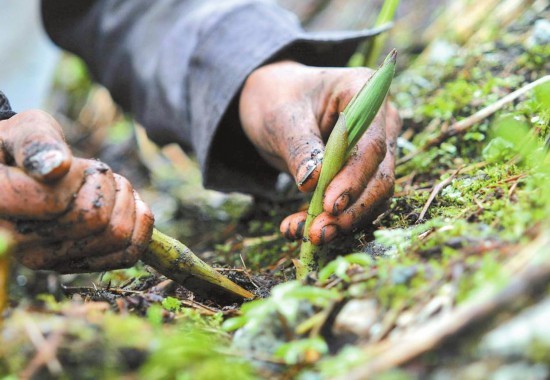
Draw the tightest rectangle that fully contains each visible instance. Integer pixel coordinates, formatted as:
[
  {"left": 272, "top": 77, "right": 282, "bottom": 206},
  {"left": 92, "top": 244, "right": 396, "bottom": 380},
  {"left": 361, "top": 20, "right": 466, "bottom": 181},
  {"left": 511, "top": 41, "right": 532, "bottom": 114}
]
[
  {"left": 40, "top": 0, "right": 384, "bottom": 195},
  {"left": 0, "top": 91, "right": 15, "bottom": 120}
]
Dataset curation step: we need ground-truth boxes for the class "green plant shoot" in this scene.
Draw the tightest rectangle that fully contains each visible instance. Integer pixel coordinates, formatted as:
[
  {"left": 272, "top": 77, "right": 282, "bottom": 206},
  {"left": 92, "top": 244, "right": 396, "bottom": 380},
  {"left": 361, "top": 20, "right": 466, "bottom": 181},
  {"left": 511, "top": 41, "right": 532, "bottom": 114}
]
[
  {"left": 296, "top": 50, "right": 397, "bottom": 280},
  {"left": 143, "top": 228, "right": 254, "bottom": 300}
]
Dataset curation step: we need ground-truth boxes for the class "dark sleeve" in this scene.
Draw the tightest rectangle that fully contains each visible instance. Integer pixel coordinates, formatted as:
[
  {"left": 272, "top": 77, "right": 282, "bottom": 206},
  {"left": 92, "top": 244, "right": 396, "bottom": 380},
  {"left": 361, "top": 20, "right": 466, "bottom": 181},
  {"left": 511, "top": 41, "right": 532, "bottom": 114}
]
[
  {"left": 41, "top": 0, "right": 385, "bottom": 195},
  {"left": 0, "top": 91, "right": 16, "bottom": 120}
]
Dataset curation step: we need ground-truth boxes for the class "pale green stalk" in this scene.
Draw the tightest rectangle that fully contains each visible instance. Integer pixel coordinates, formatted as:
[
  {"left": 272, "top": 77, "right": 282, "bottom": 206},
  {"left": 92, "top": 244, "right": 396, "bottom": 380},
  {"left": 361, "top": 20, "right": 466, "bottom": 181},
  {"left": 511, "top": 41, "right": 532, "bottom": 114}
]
[
  {"left": 364, "top": 0, "right": 400, "bottom": 68},
  {"left": 296, "top": 115, "right": 349, "bottom": 279},
  {"left": 0, "top": 230, "right": 13, "bottom": 322},
  {"left": 297, "top": 50, "right": 397, "bottom": 280},
  {"left": 143, "top": 228, "right": 254, "bottom": 300}
]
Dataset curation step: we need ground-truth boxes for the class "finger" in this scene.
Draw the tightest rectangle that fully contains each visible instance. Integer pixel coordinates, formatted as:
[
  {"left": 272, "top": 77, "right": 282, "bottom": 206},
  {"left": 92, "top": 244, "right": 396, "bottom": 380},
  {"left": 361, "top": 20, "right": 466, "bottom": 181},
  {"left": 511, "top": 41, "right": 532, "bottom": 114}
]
[
  {"left": 56, "top": 249, "right": 140, "bottom": 273},
  {"left": 17, "top": 244, "right": 139, "bottom": 274},
  {"left": 127, "top": 189, "right": 155, "bottom": 257},
  {"left": 385, "top": 101, "right": 402, "bottom": 143},
  {"left": 46, "top": 160, "right": 117, "bottom": 240},
  {"left": 323, "top": 104, "right": 388, "bottom": 215},
  {"left": 0, "top": 158, "right": 89, "bottom": 219},
  {"left": 279, "top": 211, "right": 307, "bottom": 241},
  {"left": 15, "top": 185, "right": 153, "bottom": 274},
  {"left": 0, "top": 110, "right": 72, "bottom": 181},
  {"left": 12, "top": 160, "right": 116, "bottom": 241},
  {"left": 309, "top": 158, "right": 395, "bottom": 245},
  {"left": 16, "top": 241, "right": 73, "bottom": 270},
  {"left": 273, "top": 105, "right": 326, "bottom": 193},
  {"left": 44, "top": 174, "right": 136, "bottom": 257}
]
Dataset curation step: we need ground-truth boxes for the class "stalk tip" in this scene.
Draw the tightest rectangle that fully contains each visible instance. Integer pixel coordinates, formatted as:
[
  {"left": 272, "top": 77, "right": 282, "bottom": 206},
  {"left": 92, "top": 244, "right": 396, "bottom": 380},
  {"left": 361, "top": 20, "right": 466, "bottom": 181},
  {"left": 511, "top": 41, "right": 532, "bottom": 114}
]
[{"left": 386, "top": 49, "right": 398, "bottom": 64}]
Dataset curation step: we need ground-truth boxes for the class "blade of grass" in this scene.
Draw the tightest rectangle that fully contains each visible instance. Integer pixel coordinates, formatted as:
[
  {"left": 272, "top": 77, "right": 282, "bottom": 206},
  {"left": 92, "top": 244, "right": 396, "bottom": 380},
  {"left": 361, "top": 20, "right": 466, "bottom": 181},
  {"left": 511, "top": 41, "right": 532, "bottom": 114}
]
[
  {"left": 296, "top": 50, "right": 397, "bottom": 280},
  {"left": 364, "top": 0, "right": 400, "bottom": 68}
]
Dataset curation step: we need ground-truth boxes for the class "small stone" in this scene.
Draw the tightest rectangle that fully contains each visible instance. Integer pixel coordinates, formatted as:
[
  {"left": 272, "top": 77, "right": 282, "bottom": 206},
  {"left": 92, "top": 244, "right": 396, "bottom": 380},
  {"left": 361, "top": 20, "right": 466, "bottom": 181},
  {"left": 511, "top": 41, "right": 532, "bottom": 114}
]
[
  {"left": 528, "top": 19, "right": 550, "bottom": 47},
  {"left": 479, "top": 297, "right": 550, "bottom": 358},
  {"left": 333, "top": 299, "right": 379, "bottom": 338}
]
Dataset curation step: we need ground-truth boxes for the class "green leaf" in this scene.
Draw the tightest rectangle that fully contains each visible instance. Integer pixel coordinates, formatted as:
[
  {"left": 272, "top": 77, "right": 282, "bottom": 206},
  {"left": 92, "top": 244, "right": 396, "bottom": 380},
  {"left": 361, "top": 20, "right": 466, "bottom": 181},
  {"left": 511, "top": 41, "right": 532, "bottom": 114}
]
[
  {"left": 533, "top": 81, "right": 550, "bottom": 108},
  {"left": 274, "top": 337, "right": 328, "bottom": 365},
  {"left": 147, "top": 304, "right": 164, "bottom": 327},
  {"left": 162, "top": 296, "right": 182, "bottom": 312},
  {"left": 221, "top": 316, "right": 247, "bottom": 332}
]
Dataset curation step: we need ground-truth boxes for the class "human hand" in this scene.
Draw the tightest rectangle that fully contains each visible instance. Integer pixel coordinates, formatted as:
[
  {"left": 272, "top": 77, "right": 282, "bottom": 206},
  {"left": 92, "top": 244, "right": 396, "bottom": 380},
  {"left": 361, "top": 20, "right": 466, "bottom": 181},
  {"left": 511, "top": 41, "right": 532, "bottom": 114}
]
[
  {"left": 240, "top": 61, "right": 401, "bottom": 245},
  {"left": 0, "top": 110, "right": 154, "bottom": 273}
]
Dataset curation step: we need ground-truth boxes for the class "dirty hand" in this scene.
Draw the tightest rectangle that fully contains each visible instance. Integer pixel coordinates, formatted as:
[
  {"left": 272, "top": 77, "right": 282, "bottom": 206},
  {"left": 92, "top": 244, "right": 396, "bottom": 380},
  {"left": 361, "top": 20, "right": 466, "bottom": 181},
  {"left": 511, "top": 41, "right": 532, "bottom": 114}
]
[
  {"left": 0, "top": 110, "right": 154, "bottom": 273},
  {"left": 240, "top": 61, "right": 401, "bottom": 245}
]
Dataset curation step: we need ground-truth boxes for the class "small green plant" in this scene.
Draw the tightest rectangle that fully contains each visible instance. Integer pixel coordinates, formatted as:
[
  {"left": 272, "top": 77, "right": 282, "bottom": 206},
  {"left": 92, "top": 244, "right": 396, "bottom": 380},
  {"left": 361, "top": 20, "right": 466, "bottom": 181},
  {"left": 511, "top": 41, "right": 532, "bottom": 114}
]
[
  {"left": 223, "top": 281, "right": 340, "bottom": 333},
  {"left": 297, "top": 51, "right": 397, "bottom": 280}
]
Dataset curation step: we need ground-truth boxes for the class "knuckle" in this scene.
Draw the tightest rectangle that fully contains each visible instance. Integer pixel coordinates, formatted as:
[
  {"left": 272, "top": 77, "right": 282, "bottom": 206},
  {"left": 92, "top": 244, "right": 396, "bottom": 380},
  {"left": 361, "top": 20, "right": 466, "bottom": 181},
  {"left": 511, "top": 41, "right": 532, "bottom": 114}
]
[
  {"left": 378, "top": 170, "right": 395, "bottom": 188},
  {"left": 17, "top": 253, "right": 43, "bottom": 270},
  {"left": 108, "top": 221, "right": 133, "bottom": 244},
  {"left": 371, "top": 137, "right": 387, "bottom": 159},
  {"left": 120, "top": 249, "right": 140, "bottom": 267},
  {"left": 125, "top": 243, "right": 145, "bottom": 264}
]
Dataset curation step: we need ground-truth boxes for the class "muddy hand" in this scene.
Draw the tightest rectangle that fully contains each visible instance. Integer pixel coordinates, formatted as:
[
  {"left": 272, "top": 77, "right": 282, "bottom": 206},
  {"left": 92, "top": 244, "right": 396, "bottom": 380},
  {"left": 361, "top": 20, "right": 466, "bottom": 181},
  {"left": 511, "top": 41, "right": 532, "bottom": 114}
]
[
  {"left": 0, "top": 110, "right": 154, "bottom": 273},
  {"left": 240, "top": 61, "right": 402, "bottom": 245}
]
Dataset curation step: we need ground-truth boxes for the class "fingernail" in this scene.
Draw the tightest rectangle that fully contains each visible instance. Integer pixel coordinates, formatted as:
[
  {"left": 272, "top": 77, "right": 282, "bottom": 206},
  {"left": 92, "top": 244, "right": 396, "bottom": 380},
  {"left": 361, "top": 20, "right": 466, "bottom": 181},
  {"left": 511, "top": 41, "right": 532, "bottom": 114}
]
[
  {"left": 284, "top": 227, "right": 293, "bottom": 241},
  {"left": 333, "top": 193, "right": 350, "bottom": 215},
  {"left": 320, "top": 225, "right": 338, "bottom": 245},
  {"left": 296, "top": 221, "right": 305, "bottom": 239},
  {"left": 297, "top": 150, "right": 324, "bottom": 187},
  {"left": 297, "top": 159, "right": 318, "bottom": 187},
  {"left": 24, "top": 148, "right": 64, "bottom": 176}
]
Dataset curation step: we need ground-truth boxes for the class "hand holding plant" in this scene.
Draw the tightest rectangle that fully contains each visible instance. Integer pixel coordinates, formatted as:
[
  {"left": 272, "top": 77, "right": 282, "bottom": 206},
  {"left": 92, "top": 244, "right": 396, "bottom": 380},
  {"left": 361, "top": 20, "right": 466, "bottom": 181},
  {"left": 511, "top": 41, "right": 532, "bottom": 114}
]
[
  {"left": 240, "top": 57, "right": 401, "bottom": 248},
  {"left": 0, "top": 110, "right": 155, "bottom": 273}
]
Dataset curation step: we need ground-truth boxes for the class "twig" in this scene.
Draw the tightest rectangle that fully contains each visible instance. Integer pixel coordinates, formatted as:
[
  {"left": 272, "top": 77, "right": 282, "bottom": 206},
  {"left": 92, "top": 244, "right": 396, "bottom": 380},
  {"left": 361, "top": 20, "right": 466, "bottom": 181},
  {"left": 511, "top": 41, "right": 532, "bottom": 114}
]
[
  {"left": 21, "top": 317, "right": 64, "bottom": 378},
  {"left": 398, "top": 75, "right": 550, "bottom": 165},
  {"left": 174, "top": 299, "right": 220, "bottom": 316},
  {"left": 508, "top": 179, "right": 521, "bottom": 201},
  {"left": 240, "top": 254, "right": 260, "bottom": 290},
  {"left": 417, "top": 167, "right": 462, "bottom": 222}
]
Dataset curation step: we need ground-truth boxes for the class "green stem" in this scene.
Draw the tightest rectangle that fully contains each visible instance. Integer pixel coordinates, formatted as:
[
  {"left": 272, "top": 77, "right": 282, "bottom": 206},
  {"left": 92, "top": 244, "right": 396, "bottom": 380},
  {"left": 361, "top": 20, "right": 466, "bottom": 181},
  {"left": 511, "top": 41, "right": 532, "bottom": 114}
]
[
  {"left": 364, "top": 0, "right": 400, "bottom": 68},
  {"left": 0, "top": 231, "right": 13, "bottom": 322},
  {"left": 297, "top": 51, "right": 397, "bottom": 280},
  {"left": 143, "top": 228, "right": 254, "bottom": 300},
  {"left": 297, "top": 115, "right": 349, "bottom": 279}
]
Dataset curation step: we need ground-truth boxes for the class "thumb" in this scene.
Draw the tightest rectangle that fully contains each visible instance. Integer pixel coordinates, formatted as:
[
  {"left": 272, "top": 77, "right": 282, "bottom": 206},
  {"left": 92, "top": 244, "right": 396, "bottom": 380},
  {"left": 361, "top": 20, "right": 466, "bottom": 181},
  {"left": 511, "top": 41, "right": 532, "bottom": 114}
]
[
  {"left": 283, "top": 111, "right": 326, "bottom": 193},
  {"left": 0, "top": 110, "right": 72, "bottom": 182}
]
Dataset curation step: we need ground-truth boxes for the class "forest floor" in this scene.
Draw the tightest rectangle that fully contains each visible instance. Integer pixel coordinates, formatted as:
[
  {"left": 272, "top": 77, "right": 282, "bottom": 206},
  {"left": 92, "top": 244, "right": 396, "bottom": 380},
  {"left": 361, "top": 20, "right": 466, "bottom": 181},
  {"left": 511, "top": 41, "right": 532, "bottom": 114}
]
[{"left": 1, "top": 1, "right": 549, "bottom": 379}]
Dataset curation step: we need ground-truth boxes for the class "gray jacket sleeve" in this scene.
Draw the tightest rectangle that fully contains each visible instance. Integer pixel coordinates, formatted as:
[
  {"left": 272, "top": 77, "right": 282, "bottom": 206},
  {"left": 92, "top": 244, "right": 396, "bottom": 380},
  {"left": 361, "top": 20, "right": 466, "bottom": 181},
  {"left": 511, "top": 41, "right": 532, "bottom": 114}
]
[{"left": 41, "top": 0, "right": 385, "bottom": 195}]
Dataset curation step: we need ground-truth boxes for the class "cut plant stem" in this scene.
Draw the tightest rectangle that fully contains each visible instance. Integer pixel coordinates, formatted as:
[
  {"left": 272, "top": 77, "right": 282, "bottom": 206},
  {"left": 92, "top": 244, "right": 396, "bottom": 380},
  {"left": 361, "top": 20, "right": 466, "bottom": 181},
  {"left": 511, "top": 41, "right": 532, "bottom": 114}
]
[
  {"left": 296, "top": 50, "right": 397, "bottom": 280},
  {"left": 0, "top": 231, "right": 13, "bottom": 322},
  {"left": 143, "top": 228, "right": 254, "bottom": 301}
]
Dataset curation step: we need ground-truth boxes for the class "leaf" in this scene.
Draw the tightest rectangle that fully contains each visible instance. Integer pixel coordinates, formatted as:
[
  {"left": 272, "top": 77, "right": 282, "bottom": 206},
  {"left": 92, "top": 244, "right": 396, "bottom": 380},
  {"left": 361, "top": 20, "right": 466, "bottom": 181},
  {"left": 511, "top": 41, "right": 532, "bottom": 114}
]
[
  {"left": 221, "top": 316, "right": 247, "bottom": 332},
  {"left": 162, "top": 296, "right": 182, "bottom": 312},
  {"left": 274, "top": 337, "right": 328, "bottom": 365}
]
